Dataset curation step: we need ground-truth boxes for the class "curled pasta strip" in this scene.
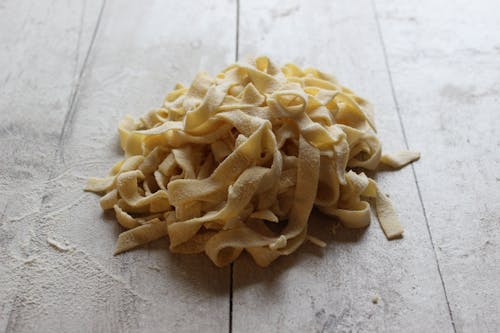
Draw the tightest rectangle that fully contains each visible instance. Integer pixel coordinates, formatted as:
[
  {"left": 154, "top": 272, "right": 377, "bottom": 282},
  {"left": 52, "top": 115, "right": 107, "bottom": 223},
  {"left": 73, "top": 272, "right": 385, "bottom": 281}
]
[{"left": 86, "top": 56, "right": 419, "bottom": 267}]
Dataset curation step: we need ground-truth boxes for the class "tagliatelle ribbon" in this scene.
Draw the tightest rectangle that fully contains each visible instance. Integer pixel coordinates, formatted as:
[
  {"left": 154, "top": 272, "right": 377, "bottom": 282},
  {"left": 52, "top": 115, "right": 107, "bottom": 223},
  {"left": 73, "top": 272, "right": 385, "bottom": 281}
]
[{"left": 85, "top": 56, "right": 419, "bottom": 267}]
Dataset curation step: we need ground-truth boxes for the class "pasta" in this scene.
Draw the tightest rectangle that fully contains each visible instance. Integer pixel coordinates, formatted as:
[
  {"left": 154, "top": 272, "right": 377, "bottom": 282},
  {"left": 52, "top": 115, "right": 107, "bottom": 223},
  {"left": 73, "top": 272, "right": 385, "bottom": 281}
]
[{"left": 85, "top": 57, "right": 419, "bottom": 267}]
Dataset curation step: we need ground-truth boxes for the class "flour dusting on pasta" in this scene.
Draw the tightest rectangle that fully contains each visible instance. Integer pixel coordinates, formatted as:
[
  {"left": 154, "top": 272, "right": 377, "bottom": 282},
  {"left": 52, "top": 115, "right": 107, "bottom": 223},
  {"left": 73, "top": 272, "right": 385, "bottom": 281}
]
[{"left": 85, "top": 57, "right": 419, "bottom": 267}]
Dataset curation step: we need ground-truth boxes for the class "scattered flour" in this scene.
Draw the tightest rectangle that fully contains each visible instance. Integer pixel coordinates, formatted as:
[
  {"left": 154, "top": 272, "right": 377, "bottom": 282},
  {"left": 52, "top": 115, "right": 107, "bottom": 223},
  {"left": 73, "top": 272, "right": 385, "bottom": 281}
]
[{"left": 47, "top": 237, "right": 74, "bottom": 252}]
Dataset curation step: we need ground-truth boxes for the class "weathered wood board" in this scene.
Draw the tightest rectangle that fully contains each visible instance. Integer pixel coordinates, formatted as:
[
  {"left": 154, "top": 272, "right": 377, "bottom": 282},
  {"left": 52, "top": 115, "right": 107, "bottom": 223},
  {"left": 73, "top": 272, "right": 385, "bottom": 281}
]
[
  {"left": 1, "top": 1, "right": 235, "bottom": 332},
  {"left": 0, "top": 1, "right": 104, "bottom": 331},
  {"left": 375, "top": 0, "right": 500, "bottom": 331},
  {"left": 233, "top": 1, "right": 455, "bottom": 332}
]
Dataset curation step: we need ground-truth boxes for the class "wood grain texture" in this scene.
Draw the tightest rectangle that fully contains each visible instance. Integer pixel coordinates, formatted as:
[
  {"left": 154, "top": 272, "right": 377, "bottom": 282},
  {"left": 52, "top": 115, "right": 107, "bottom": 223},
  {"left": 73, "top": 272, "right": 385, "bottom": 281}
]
[
  {"left": 0, "top": 0, "right": 236, "bottom": 332},
  {"left": 375, "top": 0, "right": 500, "bottom": 331},
  {"left": 233, "top": 0, "right": 454, "bottom": 332},
  {"left": 0, "top": 1, "right": 104, "bottom": 331}
]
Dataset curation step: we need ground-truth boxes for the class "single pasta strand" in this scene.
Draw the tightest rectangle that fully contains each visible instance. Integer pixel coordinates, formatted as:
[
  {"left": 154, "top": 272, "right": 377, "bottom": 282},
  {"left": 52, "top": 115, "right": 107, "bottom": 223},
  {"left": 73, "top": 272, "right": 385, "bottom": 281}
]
[{"left": 85, "top": 56, "right": 419, "bottom": 267}]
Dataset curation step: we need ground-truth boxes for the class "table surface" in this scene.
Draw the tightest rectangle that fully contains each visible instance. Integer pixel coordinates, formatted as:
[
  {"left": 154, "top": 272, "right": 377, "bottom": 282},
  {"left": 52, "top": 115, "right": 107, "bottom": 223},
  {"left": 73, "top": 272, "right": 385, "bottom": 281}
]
[{"left": 1, "top": 0, "right": 499, "bottom": 332}]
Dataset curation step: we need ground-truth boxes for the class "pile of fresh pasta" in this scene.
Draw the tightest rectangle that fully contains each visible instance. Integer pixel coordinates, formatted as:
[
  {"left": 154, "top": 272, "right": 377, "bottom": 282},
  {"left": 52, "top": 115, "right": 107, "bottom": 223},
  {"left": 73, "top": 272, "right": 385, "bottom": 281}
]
[{"left": 85, "top": 57, "right": 419, "bottom": 267}]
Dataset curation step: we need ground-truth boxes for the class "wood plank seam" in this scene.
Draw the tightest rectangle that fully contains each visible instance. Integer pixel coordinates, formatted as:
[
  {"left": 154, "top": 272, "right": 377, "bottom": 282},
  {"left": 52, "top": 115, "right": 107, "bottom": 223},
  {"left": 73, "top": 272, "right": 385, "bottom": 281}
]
[
  {"left": 5, "top": 296, "right": 20, "bottom": 333},
  {"left": 371, "top": 0, "right": 457, "bottom": 331},
  {"left": 229, "top": 264, "right": 234, "bottom": 333},
  {"left": 229, "top": 2, "right": 240, "bottom": 332},
  {"left": 57, "top": 0, "right": 107, "bottom": 164}
]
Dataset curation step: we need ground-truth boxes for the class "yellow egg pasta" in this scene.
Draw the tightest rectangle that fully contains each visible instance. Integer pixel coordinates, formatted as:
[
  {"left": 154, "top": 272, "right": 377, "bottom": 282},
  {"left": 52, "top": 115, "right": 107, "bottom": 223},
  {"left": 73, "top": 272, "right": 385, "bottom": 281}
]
[{"left": 85, "top": 57, "right": 419, "bottom": 267}]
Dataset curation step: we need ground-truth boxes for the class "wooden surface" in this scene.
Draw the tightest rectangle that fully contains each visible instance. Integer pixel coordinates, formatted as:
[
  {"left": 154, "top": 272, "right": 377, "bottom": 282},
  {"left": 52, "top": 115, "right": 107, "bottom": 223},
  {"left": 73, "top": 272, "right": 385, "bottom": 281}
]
[{"left": 0, "top": 0, "right": 498, "bottom": 332}]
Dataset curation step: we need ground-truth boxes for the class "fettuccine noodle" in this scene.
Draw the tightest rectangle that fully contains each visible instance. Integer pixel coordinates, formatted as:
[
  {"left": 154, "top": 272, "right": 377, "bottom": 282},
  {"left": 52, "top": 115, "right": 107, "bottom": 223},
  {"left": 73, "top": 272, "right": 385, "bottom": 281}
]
[{"left": 85, "top": 57, "right": 419, "bottom": 267}]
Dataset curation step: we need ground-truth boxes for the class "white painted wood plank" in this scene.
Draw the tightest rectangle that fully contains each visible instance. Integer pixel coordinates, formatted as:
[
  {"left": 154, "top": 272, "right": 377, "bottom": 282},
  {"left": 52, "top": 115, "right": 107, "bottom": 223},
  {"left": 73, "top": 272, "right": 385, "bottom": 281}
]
[
  {"left": 0, "top": 1, "right": 104, "bottom": 332},
  {"left": 375, "top": 0, "right": 500, "bottom": 331},
  {"left": 51, "top": 1, "right": 236, "bottom": 332},
  {"left": 233, "top": 1, "right": 454, "bottom": 332}
]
